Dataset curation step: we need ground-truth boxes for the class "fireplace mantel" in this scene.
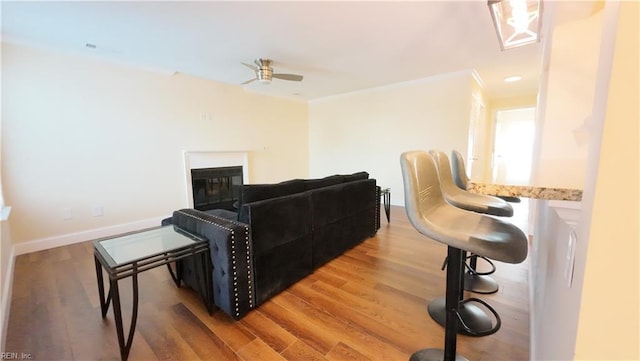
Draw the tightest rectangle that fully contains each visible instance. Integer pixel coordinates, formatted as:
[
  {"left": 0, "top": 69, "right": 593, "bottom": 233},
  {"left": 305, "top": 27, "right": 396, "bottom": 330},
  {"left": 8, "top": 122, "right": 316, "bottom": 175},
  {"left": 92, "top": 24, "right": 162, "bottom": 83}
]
[{"left": 182, "top": 150, "right": 249, "bottom": 208}]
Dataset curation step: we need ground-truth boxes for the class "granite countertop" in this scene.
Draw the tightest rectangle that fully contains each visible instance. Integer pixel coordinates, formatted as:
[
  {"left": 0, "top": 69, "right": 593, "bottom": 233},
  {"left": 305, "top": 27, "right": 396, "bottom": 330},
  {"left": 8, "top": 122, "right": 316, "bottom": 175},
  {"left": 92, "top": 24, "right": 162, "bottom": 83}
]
[{"left": 467, "top": 182, "right": 583, "bottom": 201}]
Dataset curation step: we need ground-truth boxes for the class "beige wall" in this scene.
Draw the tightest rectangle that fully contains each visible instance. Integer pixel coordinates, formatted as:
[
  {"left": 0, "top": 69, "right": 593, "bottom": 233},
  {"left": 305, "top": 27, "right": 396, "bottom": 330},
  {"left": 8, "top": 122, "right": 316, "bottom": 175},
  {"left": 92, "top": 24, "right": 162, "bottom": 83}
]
[
  {"left": 0, "top": 40, "right": 10, "bottom": 348},
  {"left": 0, "top": 42, "right": 13, "bottom": 351},
  {"left": 308, "top": 71, "right": 474, "bottom": 206},
  {"left": 575, "top": 1, "right": 639, "bottom": 358},
  {"left": 531, "top": 1, "right": 639, "bottom": 359},
  {"left": 1, "top": 42, "right": 309, "bottom": 245},
  {"left": 0, "top": 216, "right": 11, "bottom": 351},
  {"left": 533, "top": 9, "right": 604, "bottom": 189}
]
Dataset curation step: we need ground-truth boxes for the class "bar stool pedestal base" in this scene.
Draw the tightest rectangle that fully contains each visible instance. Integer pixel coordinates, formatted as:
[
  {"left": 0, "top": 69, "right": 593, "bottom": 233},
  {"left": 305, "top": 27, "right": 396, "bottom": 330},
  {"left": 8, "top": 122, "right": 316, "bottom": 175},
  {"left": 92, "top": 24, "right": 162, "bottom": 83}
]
[{"left": 410, "top": 348, "right": 469, "bottom": 361}]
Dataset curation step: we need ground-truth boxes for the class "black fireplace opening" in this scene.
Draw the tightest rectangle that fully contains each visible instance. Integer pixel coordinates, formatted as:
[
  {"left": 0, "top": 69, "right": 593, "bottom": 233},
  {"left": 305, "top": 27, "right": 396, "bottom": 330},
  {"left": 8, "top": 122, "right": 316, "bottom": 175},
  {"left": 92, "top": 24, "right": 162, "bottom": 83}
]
[{"left": 191, "top": 166, "right": 243, "bottom": 212}]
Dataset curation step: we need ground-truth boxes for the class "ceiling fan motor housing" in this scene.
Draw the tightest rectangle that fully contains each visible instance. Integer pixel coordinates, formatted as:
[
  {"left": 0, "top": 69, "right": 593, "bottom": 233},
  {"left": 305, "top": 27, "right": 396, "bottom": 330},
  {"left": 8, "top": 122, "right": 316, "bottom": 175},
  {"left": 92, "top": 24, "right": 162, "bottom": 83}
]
[{"left": 257, "top": 67, "right": 273, "bottom": 83}]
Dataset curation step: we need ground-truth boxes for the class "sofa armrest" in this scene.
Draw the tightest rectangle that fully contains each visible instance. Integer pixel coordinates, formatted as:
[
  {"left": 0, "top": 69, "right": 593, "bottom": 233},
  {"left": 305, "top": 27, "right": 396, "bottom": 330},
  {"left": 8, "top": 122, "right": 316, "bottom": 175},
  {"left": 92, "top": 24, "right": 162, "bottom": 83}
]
[{"left": 171, "top": 209, "right": 254, "bottom": 320}]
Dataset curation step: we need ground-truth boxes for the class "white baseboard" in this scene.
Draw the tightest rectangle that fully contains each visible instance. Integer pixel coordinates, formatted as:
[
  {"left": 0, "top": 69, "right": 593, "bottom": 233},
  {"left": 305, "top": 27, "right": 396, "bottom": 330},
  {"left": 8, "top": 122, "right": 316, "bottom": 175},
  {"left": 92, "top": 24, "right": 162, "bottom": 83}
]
[
  {"left": 1, "top": 245, "right": 15, "bottom": 352},
  {"left": 13, "top": 216, "right": 166, "bottom": 256}
]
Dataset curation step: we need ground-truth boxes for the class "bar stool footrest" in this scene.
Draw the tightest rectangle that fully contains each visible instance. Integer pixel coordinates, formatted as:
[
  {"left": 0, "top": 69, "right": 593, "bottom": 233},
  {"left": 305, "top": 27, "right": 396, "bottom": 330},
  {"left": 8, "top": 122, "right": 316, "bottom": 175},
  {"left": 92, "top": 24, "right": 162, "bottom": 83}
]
[
  {"left": 465, "top": 255, "right": 496, "bottom": 276},
  {"left": 428, "top": 296, "right": 501, "bottom": 337},
  {"left": 463, "top": 273, "right": 499, "bottom": 294}
]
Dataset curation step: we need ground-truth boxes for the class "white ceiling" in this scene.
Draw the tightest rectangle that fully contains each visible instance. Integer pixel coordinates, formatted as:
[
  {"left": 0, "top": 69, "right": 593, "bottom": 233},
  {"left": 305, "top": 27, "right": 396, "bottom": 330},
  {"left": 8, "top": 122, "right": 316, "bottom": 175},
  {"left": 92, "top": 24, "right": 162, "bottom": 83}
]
[{"left": 1, "top": 1, "right": 545, "bottom": 100}]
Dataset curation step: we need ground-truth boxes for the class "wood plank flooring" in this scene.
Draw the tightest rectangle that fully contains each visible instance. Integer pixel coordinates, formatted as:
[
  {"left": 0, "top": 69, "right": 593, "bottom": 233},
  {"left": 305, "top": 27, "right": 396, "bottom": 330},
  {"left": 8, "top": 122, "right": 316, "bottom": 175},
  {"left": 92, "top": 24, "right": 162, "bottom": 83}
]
[{"left": 5, "top": 206, "right": 530, "bottom": 360}]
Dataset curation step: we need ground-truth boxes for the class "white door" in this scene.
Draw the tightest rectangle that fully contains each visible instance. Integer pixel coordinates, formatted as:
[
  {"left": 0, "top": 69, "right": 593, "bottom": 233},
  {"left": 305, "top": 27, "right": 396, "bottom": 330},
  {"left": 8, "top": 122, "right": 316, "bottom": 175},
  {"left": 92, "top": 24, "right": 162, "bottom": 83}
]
[
  {"left": 467, "top": 96, "right": 487, "bottom": 180},
  {"left": 492, "top": 107, "right": 536, "bottom": 185}
]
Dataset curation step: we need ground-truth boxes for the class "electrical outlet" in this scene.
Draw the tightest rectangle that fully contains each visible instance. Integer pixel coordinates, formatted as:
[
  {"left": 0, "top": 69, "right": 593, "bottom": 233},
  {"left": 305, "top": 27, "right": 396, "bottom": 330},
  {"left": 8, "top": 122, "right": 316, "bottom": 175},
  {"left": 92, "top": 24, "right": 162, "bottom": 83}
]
[{"left": 62, "top": 208, "right": 73, "bottom": 220}]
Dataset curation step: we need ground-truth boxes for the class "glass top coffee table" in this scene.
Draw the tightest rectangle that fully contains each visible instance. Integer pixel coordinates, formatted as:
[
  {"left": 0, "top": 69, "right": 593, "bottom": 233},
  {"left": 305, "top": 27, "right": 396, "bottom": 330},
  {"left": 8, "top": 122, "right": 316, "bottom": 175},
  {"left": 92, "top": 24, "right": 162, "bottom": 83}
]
[
  {"left": 380, "top": 187, "right": 391, "bottom": 222},
  {"left": 93, "top": 225, "right": 212, "bottom": 361}
]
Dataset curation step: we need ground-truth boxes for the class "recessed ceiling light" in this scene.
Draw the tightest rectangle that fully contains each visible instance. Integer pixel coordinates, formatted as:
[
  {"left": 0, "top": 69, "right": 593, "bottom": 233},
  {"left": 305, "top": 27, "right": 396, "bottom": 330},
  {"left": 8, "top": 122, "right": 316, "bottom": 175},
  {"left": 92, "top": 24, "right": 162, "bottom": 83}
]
[{"left": 504, "top": 75, "right": 522, "bottom": 82}]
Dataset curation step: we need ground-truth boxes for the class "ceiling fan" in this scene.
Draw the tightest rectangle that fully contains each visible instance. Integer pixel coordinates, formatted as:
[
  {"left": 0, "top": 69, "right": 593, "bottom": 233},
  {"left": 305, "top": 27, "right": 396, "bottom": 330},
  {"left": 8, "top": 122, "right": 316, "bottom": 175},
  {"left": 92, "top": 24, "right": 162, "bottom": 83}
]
[{"left": 241, "top": 58, "right": 303, "bottom": 85}]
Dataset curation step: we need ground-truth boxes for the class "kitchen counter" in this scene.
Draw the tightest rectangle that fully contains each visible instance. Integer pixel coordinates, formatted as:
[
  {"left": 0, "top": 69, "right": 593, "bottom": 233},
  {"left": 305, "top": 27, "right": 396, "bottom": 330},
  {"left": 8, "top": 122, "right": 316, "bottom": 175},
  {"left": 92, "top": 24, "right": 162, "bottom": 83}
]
[{"left": 467, "top": 182, "right": 582, "bottom": 201}]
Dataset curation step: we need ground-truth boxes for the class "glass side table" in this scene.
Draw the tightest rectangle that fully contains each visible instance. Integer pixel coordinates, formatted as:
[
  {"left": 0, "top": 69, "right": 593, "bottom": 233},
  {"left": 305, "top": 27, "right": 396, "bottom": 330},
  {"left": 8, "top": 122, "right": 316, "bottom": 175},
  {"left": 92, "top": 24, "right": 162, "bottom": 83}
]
[
  {"left": 93, "top": 225, "right": 212, "bottom": 361},
  {"left": 380, "top": 187, "right": 391, "bottom": 222}
]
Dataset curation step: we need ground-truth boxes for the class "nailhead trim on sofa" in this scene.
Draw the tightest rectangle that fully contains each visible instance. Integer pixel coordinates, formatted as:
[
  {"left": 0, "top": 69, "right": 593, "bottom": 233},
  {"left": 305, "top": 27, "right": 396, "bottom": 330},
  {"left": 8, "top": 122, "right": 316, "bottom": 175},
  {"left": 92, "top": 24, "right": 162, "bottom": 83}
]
[{"left": 174, "top": 209, "right": 254, "bottom": 318}]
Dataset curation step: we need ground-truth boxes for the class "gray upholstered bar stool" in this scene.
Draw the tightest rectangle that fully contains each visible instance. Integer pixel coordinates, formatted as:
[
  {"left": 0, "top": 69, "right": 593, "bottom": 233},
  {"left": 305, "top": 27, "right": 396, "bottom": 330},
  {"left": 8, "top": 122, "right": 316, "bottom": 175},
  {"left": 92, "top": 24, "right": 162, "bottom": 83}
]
[
  {"left": 429, "top": 150, "right": 516, "bottom": 336},
  {"left": 434, "top": 150, "right": 513, "bottom": 295},
  {"left": 450, "top": 150, "right": 522, "bottom": 292},
  {"left": 400, "top": 151, "right": 527, "bottom": 361}
]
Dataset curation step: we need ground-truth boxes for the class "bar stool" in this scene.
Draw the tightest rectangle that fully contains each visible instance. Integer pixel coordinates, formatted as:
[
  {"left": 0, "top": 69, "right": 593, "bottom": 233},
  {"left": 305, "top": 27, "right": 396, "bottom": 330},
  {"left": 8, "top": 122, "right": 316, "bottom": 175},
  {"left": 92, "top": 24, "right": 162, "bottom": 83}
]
[
  {"left": 450, "top": 150, "right": 522, "bottom": 290},
  {"left": 400, "top": 151, "right": 527, "bottom": 361},
  {"left": 434, "top": 150, "right": 512, "bottom": 294},
  {"left": 430, "top": 150, "right": 516, "bottom": 336}
]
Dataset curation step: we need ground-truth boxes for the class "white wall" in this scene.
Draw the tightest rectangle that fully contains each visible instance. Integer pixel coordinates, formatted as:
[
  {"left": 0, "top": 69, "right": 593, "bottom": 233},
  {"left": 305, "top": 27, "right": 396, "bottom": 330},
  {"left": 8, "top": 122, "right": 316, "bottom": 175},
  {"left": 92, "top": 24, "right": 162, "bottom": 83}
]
[
  {"left": 308, "top": 71, "right": 474, "bottom": 206},
  {"left": 1, "top": 42, "right": 309, "bottom": 246},
  {"left": 532, "top": 9, "right": 603, "bottom": 189},
  {"left": 531, "top": 200, "right": 582, "bottom": 360}
]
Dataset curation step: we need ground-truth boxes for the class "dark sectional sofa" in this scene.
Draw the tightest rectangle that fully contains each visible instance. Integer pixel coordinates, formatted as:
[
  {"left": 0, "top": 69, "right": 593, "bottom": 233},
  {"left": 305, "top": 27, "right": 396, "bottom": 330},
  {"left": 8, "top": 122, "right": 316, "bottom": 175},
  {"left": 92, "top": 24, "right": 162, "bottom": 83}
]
[{"left": 166, "top": 171, "right": 380, "bottom": 320}]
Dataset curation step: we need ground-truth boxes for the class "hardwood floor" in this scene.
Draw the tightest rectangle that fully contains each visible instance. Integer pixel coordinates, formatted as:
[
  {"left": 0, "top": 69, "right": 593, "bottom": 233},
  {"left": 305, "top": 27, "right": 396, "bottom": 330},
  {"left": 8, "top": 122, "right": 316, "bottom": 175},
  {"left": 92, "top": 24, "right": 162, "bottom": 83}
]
[{"left": 5, "top": 206, "right": 530, "bottom": 360}]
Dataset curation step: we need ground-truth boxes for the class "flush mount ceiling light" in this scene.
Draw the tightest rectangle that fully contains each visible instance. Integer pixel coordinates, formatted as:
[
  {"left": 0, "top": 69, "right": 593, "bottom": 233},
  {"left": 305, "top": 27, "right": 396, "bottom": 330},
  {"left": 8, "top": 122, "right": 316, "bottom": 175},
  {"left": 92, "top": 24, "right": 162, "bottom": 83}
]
[
  {"left": 488, "top": 0, "right": 542, "bottom": 50},
  {"left": 504, "top": 75, "right": 523, "bottom": 82}
]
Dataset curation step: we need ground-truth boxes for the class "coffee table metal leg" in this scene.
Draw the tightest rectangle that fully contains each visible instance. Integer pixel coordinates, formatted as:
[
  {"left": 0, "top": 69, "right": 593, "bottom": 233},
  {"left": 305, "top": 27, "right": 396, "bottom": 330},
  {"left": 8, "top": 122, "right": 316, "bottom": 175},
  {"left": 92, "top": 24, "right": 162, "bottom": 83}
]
[
  {"left": 166, "top": 257, "right": 182, "bottom": 287},
  {"left": 195, "top": 252, "right": 214, "bottom": 315},
  {"left": 94, "top": 255, "right": 111, "bottom": 318},
  {"left": 384, "top": 191, "right": 391, "bottom": 222},
  {"left": 111, "top": 265, "right": 140, "bottom": 361}
]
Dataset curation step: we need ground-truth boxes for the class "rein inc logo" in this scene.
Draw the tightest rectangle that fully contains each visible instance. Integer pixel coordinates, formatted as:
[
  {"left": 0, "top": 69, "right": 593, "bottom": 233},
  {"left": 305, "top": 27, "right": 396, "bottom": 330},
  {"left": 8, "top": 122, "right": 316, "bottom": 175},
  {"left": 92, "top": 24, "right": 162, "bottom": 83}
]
[{"left": 1, "top": 352, "right": 32, "bottom": 360}]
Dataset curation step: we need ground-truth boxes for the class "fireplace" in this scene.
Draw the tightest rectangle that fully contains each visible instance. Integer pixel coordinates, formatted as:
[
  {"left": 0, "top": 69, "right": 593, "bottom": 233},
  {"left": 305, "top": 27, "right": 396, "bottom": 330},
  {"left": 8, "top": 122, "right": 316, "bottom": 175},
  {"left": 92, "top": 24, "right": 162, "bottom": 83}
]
[
  {"left": 182, "top": 150, "right": 249, "bottom": 209},
  {"left": 191, "top": 166, "right": 243, "bottom": 211}
]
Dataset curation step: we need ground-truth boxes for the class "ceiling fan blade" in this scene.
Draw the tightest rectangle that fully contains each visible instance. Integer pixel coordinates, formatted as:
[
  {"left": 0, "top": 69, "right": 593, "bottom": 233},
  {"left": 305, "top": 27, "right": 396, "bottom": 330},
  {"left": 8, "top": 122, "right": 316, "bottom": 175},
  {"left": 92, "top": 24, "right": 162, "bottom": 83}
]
[
  {"left": 241, "top": 78, "right": 257, "bottom": 85},
  {"left": 242, "top": 62, "right": 258, "bottom": 71},
  {"left": 272, "top": 73, "right": 303, "bottom": 82}
]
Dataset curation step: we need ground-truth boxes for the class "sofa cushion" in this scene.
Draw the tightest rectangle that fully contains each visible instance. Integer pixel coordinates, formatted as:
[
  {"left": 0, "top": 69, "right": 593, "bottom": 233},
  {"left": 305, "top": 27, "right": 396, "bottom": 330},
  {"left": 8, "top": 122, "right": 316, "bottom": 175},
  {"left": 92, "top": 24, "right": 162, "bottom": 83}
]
[
  {"left": 204, "top": 208, "right": 238, "bottom": 221},
  {"left": 239, "top": 192, "right": 314, "bottom": 306},
  {"left": 310, "top": 179, "right": 378, "bottom": 268},
  {"left": 343, "top": 171, "right": 369, "bottom": 183},
  {"left": 240, "top": 179, "right": 305, "bottom": 207},
  {"left": 308, "top": 182, "right": 344, "bottom": 227},
  {"left": 312, "top": 218, "right": 351, "bottom": 268},
  {"left": 341, "top": 179, "right": 377, "bottom": 216},
  {"left": 253, "top": 236, "right": 313, "bottom": 305},
  {"left": 239, "top": 191, "right": 312, "bottom": 255},
  {"left": 303, "top": 174, "right": 345, "bottom": 191},
  {"left": 310, "top": 179, "right": 377, "bottom": 227}
]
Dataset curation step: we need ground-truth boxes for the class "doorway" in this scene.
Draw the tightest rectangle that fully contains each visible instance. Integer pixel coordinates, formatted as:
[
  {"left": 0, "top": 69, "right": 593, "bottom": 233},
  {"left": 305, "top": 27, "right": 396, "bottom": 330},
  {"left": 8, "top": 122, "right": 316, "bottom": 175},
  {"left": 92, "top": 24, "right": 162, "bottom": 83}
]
[{"left": 492, "top": 107, "right": 536, "bottom": 185}]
